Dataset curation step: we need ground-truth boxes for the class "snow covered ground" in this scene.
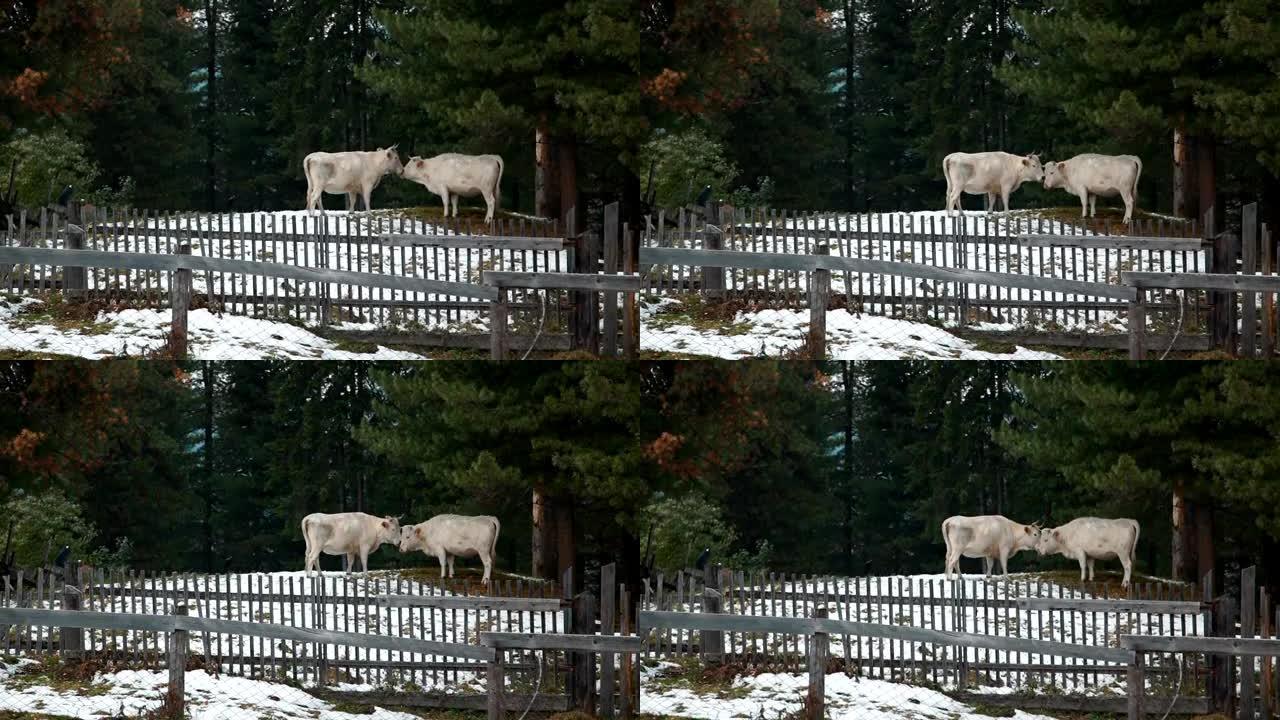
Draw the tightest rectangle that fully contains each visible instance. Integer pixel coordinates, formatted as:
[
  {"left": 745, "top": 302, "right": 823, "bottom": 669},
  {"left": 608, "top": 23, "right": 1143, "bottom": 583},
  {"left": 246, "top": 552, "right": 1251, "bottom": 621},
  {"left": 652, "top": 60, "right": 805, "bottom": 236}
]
[
  {"left": 0, "top": 659, "right": 422, "bottom": 720},
  {"left": 642, "top": 296, "right": 1062, "bottom": 359},
  {"left": 642, "top": 663, "right": 1058, "bottom": 720},
  {"left": 0, "top": 297, "right": 425, "bottom": 359}
]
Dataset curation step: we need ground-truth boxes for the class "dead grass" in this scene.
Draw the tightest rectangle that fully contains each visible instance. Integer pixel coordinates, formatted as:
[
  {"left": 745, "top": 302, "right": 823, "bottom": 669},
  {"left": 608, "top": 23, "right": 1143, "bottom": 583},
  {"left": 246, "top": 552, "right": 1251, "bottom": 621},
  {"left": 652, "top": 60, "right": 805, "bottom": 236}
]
[{"left": 1020, "top": 207, "right": 1195, "bottom": 236}]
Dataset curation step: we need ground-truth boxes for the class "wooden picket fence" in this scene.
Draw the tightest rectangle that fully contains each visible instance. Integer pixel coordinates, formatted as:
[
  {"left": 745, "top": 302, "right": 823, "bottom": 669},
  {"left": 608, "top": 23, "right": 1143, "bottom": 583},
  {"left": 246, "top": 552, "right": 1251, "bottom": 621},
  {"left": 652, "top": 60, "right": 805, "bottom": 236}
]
[{"left": 641, "top": 567, "right": 1210, "bottom": 697}]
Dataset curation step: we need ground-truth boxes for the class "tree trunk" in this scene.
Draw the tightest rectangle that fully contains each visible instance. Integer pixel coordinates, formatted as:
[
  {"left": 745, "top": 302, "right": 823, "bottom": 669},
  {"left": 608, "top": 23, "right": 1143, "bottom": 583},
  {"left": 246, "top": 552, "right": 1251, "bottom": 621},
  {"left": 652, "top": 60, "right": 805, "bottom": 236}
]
[
  {"left": 1197, "top": 134, "right": 1217, "bottom": 220},
  {"left": 842, "top": 0, "right": 857, "bottom": 209},
  {"left": 535, "top": 117, "right": 560, "bottom": 219},
  {"left": 1173, "top": 123, "right": 1191, "bottom": 218},
  {"left": 532, "top": 487, "right": 557, "bottom": 579},
  {"left": 202, "top": 362, "right": 215, "bottom": 572},
  {"left": 1196, "top": 500, "right": 1215, "bottom": 585},
  {"left": 620, "top": 166, "right": 643, "bottom": 263},
  {"left": 554, "top": 496, "right": 576, "bottom": 593},
  {"left": 559, "top": 135, "right": 580, "bottom": 231},
  {"left": 1171, "top": 481, "right": 1194, "bottom": 581},
  {"left": 204, "top": 0, "right": 219, "bottom": 211}
]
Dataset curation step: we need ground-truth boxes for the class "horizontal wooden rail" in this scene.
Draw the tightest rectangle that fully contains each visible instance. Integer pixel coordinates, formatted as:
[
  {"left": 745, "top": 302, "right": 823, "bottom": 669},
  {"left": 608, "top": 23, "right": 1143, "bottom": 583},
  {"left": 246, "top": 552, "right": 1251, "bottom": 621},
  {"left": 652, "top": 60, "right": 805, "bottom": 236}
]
[
  {"left": 1121, "top": 634, "right": 1280, "bottom": 656},
  {"left": 1015, "top": 598, "right": 1207, "bottom": 614},
  {"left": 380, "top": 234, "right": 568, "bottom": 251},
  {"left": 641, "top": 246, "right": 1137, "bottom": 301},
  {"left": 639, "top": 610, "right": 1133, "bottom": 663},
  {"left": 0, "top": 246, "right": 498, "bottom": 300},
  {"left": 1018, "top": 234, "right": 1208, "bottom": 251},
  {"left": 952, "top": 692, "right": 1209, "bottom": 716},
  {"left": 482, "top": 271, "right": 643, "bottom": 292},
  {"left": 480, "top": 632, "right": 642, "bottom": 653},
  {"left": 1122, "top": 271, "right": 1280, "bottom": 293},
  {"left": 0, "top": 607, "right": 494, "bottom": 661},
  {"left": 376, "top": 595, "right": 567, "bottom": 611}
]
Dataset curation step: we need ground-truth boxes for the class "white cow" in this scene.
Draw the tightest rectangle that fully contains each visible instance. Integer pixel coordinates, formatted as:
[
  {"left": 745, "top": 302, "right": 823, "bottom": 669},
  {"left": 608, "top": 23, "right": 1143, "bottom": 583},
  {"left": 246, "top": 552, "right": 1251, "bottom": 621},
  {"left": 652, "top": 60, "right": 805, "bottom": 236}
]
[
  {"left": 942, "top": 515, "right": 1042, "bottom": 580},
  {"left": 301, "top": 512, "right": 401, "bottom": 575},
  {"left": 399, "top": 514, "right": 501, "bottom": 583},
  {"left": 1042, "top": 153, "right": 1143, "bottom": 224},
  {"left": 401, "top": 153, "right": 504, "bottom": 224},
  {"left": 943, "top": 151, "right": 1044, "bottom": 214},
  {"left": 303, "top": 147, "right": 404, "bottom": 214},
  {"left": 1036, "top": 517, "right": 1140, "bottom": 588}
]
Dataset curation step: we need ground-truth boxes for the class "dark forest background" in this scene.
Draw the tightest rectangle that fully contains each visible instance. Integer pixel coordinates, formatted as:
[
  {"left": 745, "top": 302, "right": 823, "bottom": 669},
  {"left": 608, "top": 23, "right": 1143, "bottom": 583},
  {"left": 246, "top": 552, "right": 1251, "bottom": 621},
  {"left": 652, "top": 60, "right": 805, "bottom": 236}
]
[
  {"left": 3, "top": 0, "right": 1280, "bottom": 226},
  {"left": 2, "top": 361, "right": 1279, "bottom": 597}
]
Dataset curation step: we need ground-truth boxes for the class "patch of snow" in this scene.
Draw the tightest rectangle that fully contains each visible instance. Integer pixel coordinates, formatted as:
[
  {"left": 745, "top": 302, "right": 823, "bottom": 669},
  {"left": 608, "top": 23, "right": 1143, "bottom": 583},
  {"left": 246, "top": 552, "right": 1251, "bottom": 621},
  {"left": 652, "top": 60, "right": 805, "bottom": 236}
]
[
  {"left": 643, "top": 300, "right": 1060, "bottom": 359},
  {"left": 0, "top": 668, "right": 422, "bottom": 720},
  {"left": 641, "top": 668, "right": 1060, "bottom": 720},
  {"left": 0, "top": 301, "right": 426, "bottom": 359}
]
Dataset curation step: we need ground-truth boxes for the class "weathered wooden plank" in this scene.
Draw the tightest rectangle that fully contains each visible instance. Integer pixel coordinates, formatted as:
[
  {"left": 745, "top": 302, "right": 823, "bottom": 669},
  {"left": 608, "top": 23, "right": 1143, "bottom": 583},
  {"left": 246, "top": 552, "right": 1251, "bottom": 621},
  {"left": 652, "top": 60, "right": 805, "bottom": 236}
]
[
  {"left": 950, "top": 329, "right": 1211, "bottom": 352},
  {"left": 951, "top": 692, "right": 1208, "bottom": 715},
  {"left": 1243, "top": 204, "right": 1260, "bottom": 357},
  {"left": 380, "top": 234, "right": 567, "bottom": 251},
  {"left": 0, "top": 607, "right": 494, "bottom": 660},
  {"left": 375, "top": 595, "right": 566, "bottom": 611},
  {"left": 482, "top": 270, "right": 643, "bottom": 292},
  {"left": 479, "top": 632, "right": 641, "bottom": 653},
  {"left": 0, "top": 246, "right": 499, "bottom": 299},
  {"left": 641, "top": 247, "right": 1137, "bottom": 301},
  {"left": 1123, "top": 270, "right": 1280, "bottom": 293},
  {"left": 639, "top": 611, "right": 1133, "bottom": 663},
  {"left": 1019, "top": 234, "right": 1208, "bottom": 251},
  {"left": 312, "top": 690, "right": 569, "bottom": 712},
  {"left": 324, "top": 329, "right": 571, "bottom": 352},
  {"left": 1121, "top": 634, "right": 1280, "bottom": 656}
]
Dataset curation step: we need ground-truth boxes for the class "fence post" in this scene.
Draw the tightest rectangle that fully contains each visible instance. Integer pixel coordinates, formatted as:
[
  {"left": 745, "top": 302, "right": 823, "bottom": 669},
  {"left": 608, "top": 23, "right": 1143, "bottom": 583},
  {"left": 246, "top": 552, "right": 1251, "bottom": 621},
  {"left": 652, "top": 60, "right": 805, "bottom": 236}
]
[
  {"left": 602, "top": 202, "right": 620, "bottom": 359},
  {"left": 701, "top": 202, "right": 725, "bottom": 299},
  {"left": 489, "top": 286, "right": 509, "bottom": 360},
  {"left": 702, "top": 564, "right": 724, "bottom": 665},
  {"left": 170, "top": 240, "right": 192, "bottom": 361},
  {"left": 1242, "top": 203, "right": 1259, "bottom": 358},
  {"left": 64, "top": 202, "right": 87, "bottom": 300},
  {"left": 1243, "top": 566, "right": 1258, "bottom": 720},
  {"left": 166, "top": 603, "right": 188, "bottom": 717},
  {"left": 1128, "top": 288, "right": 1146, "bottom": 360},
  {"left": 622, "top": 224, "right": 638, "bottom": 360},
  {"left": 1213, "top": 594, "right": 1238, "bottom": 714},
  {"left": 806, "top": 607, "right": 828, "bottom": 720},
  {"left": 572, "top": 590, "right": 598, "bottom": 714},
  {"left": 619, "top": 585, "right": 637, "bottom": 720},
  {"left": 59, "top": 565, "right": 83, "bottom": 659},
  {"left": 809, "top": 243, "right": 830, "bottom": 359},
  {"left": 486, "top": 648, "right": 505, "bottom": 720},
  {"left": 1127, "top": 650, "right": 1145, "bottom": 720},
  {"left": 600, "top": 562, "right": 617, "bottom": 719}
]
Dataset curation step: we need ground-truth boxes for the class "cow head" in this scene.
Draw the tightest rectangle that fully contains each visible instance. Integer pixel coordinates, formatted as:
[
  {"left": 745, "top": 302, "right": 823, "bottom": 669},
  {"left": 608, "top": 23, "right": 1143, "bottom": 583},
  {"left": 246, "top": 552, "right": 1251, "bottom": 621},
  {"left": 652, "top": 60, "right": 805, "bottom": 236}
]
[
  {"left": 379, "top": 146, "right": 404, "bottom": 177},
  {"left": 1042, "top": 160, "right": 1066, "bottom": 190},
  {"left": 399, "top": 523, "right": 427, "bottom": 553},
  {"left": 1019, "top": 154, "right": 1044, "bottom": 184},
  {"left": 377, "top": 515, "right": 402, "bottom": 546},
  {"left": 1014, "top": 521, "right": 1042, "bottom": 552},
  {"left": 401, "top": 156, "right": 431, "bottom": 186},
  {"left": 1036, "top": 527, "right": 1065, "bottom": 556}
]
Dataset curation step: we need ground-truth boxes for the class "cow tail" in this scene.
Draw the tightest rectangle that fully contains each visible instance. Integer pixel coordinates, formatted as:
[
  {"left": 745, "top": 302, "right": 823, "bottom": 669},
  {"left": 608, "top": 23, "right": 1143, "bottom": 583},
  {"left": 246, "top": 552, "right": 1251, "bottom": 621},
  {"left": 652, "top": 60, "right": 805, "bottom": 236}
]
[
  {"left": 494, "top": 156, "right": 504, "bottom": 214},
  {"left": 1129, "top": 521, "right": 1140, "bottom": 567},
  {"left": 489, "top": 516, "right": 501, "bottom": 565},
  {"left": 941, "top": 518, "right": 953, "bottom": 556},
  {"left": 301, "top": 516, "right": 313, "bottom": 559},
  {"left": 943, "top": 156, "right": 953, "bottom": 209},
  {"left": 1132, "top": 156, "right": 1143, "bottom": 204}
]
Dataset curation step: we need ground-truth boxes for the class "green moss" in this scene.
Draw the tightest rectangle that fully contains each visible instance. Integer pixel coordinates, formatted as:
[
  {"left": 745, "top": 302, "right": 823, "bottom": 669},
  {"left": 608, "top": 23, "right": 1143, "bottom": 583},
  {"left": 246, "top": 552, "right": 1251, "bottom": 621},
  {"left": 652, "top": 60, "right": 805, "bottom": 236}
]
[
  {"left": 331, "top": 340, "right": 379, "bottom": 354},
  {"left": 969, "top": 705, "right": 1016, "bottom": 718},
  {"left": 328, "top": 703, "right": 376, "bottom": 715}
]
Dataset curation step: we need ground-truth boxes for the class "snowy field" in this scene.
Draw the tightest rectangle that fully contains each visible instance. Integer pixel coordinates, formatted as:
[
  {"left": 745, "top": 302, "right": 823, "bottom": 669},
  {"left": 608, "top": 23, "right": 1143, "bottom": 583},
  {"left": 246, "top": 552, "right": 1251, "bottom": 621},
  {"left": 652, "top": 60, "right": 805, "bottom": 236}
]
[
  {"left": 641, "top": 297, "right": 1062, "bottom": 359},
  {"left": 0, "top": 659, "right": 422, "bottom": 720},
  {"left": 642, "top": 664, "right": 1059, "bottom": 720},
  {"left": 645, "top": 209, "right": 1202, "bottom": 334},
  {"left": 0, "top": 297, "right": 425, "bottom": 359}
]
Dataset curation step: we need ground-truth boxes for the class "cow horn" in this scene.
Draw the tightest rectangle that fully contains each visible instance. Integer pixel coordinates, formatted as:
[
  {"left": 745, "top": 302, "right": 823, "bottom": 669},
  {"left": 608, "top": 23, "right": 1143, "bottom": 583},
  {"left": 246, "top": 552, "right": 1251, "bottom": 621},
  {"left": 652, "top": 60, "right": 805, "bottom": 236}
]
[{"left": 390, "top": 144, "right": 399, "bottom": 151}]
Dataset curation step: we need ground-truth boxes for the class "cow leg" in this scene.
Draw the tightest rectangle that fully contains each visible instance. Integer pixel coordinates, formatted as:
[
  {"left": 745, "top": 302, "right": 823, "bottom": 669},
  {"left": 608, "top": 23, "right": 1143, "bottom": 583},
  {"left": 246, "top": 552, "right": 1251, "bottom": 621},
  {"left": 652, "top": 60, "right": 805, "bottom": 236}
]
[
  {"left": 999, "top": 550, "right": 1011, "bottom": 576},
  {"left": 451, "top": 195, "right": 459, "bottom": 218},
  {"left": 480, "top": 551, "right": 492, "bottom": 584},
  {"left": 1120, "top": 555, "right": 1132, "bottom": 588},
  {"left": 483, "top": 190, "right": 495, "bottom": 224},
  {"left": 1087, "top": 557, "right": 1096, "bottom": 581},
  {"left": 1078, "top": 192, "right": 1088, "bottom": 218},
  {"left": 360, "top": 551, "right": 370, "bottom": 573},
  {"left": 447, "top": 555, "right": 455, "bottom": 578},
  {"left": 1121, "top": 191, "right": 1134, "bottom": 225},
  {"left": 441, "top": 191, "right": 451, "bottom": 217},
  {"left": 363, "top": 187, "right": 373, "bottom": 213},
  {"left": 1089, "top": 194, "right": 1097, "bottom": 217},
  {"left": 1001, "top": 188, "right": 1012, "bottom": 213},
  {"left": 437, "top": 552, "right": 448, "bottom": 578},
  {"left": 1077, "top": 554, "right": 1088, "bottom": 582},
  {"left": 345, "top": 553, "right": 356, "bottom": 573},
  {"left": 985, "top": 193, "right": 996, "bottom": 214}
]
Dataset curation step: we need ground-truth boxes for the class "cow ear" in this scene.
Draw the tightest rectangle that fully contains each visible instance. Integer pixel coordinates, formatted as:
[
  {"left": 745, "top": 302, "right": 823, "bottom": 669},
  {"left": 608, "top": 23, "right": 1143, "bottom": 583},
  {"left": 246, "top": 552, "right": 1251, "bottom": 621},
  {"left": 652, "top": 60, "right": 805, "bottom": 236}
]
[
  {"left": 415, "top": 159, "right": 424, "bottom": 167},
  {"left": 1022, "top": 158, "right": 1030, "bottom": 166},
  {"left": 382, "top": 520, "right": 390, "bottom": 528},
  {"left": 1054, "top": 530, "right": 1062, "bottom": 540},
  {"left": 416, "top": 526, "right": 424, "bottom": 538}
]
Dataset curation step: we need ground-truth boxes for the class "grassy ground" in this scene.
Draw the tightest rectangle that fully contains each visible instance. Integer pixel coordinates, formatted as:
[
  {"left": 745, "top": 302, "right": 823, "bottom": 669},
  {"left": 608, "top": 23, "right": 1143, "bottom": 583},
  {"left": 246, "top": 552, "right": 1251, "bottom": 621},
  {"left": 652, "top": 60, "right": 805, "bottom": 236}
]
[{"left": 1013, "top": 207, "right": 1195, "bottom": 236}]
